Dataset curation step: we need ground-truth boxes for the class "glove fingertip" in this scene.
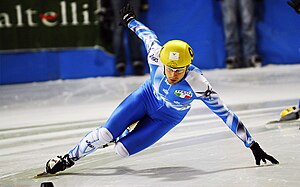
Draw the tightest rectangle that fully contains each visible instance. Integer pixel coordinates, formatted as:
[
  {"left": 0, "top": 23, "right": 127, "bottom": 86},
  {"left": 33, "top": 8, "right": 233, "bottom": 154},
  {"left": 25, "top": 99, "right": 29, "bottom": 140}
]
[
  {"left": 266, "top": 155, "right": 279, "bottom": 165},
  {"left": 272, "top": 158, "right": 279, "bottom": 165}
]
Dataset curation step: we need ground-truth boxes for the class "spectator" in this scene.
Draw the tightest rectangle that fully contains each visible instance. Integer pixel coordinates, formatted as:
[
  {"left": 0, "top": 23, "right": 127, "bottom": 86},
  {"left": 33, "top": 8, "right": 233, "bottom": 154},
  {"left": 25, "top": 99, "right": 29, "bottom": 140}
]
[
  {"left": 220, "top": 0, "right": 262, "bottom": 69},
  {"left": 111, "top": 0, "right": 149, "bottom": 76}
]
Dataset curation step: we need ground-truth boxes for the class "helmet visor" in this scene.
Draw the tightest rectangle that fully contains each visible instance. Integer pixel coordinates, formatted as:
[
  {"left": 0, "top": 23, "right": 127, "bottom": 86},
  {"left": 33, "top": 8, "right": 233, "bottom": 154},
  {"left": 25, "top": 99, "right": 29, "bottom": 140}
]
[{"left": 164, "top": 65, "right": 186, "bottom": 73}]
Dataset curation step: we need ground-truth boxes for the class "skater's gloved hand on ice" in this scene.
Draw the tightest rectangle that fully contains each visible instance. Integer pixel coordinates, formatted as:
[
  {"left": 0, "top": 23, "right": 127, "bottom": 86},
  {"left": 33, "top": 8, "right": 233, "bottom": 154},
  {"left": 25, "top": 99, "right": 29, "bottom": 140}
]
[
  {"left": 250, "top": 142, "right": 279, "bottom": 165},
  {"left": 120, "top": 3, "right": 136, "bottom": 26}
]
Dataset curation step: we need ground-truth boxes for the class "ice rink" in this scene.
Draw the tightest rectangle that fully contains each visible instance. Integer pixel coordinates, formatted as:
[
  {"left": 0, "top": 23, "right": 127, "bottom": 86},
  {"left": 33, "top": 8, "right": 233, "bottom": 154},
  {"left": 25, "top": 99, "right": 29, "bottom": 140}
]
[{"left": 0, "top": 64, "right": 299, "bottom": 187}]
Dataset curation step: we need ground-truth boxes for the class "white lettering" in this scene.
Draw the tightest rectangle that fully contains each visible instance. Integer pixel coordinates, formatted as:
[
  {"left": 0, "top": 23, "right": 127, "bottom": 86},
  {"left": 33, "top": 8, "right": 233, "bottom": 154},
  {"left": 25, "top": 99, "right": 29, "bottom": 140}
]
[
  {"left": 71, "top": 2, "right": 78, "bottom": 25},
  {"left": 82, "top": 4, "right": 89, "bottom": 25},
  {"left": 16, "top": 5, "right": 24, "bottom": 27},
  {"left": 41, "top": 12, "right": 58, "bottom": 27},
  {"left": 0, "top": 13, "right": 12, "bottom": 28},
  {"left": 60, "top": 1, "right": 68, "bottom": 26},
  {"left": 1, "top": 1, "right": 97, "bottom": 28},
  {"left": 25, "top": 9, "right": 37, "bottom": 26}
]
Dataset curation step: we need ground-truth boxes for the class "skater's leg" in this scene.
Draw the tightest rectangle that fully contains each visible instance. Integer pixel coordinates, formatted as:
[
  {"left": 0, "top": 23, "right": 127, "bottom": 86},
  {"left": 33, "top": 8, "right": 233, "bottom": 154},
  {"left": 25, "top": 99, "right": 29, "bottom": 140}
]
[
  {"left": 103, "top": 86, "right": 148, "bottom": 139},
  {"left": 44, "top": 124, "right": 135, "bottom": 174},
  {"left": 68, "top": 127, "right": 113, "bottom": 161},
  {"left": 113, "top": 102, "right": 190, "bottom": 157},
  {"left": 68, "top": 86, "right": 148, "bottom": 161},
  {"left": 114, "top": 117, "right": 178, "bottom": 157}
]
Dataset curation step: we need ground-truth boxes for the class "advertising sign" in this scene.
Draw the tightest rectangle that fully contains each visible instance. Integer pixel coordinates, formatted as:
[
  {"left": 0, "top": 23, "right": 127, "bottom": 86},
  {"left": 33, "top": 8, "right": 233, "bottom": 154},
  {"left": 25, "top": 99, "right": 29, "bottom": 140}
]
[{"left": 0, "top": 0, "right": 110, "bottom": 51}]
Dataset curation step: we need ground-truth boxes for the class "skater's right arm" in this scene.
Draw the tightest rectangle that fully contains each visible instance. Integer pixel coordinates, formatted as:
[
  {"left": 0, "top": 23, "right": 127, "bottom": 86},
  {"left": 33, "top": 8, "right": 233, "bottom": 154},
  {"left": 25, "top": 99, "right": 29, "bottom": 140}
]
[{"left": 120, "top": 3, "right": 161, "bottom": 53}]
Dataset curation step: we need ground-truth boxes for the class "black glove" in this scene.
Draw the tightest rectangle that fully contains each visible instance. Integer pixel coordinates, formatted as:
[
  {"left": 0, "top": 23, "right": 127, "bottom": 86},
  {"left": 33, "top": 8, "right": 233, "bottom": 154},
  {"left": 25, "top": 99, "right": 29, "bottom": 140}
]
[
  {"left": 120, "top": 3, "right": 136, "bottom": 26},
  {"left": 287, "top": 0, "right": 300, "bottom": 14},
  {"left": 250, "top": 142, "right": 279, "bottom": 165}
]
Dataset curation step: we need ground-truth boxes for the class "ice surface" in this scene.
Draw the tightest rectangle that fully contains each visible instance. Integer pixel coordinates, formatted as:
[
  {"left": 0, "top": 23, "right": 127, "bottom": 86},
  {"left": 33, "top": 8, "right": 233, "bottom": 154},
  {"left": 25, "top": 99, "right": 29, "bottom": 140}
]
[{"left": 0, "top": 64, "right": 299, "bottom": 187}]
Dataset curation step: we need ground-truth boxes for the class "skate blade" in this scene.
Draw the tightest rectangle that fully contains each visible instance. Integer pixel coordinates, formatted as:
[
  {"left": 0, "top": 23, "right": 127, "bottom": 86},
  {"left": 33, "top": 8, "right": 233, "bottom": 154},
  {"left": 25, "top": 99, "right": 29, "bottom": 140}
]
[
  {"left": 265, "top": 119, "right": 299, "bottom": 129},
  {"left": 34, "top": 171, "right": 52, "bottom": 178},
  {"left": 267, "top": 119, "right": 299, "bottom": 124}
]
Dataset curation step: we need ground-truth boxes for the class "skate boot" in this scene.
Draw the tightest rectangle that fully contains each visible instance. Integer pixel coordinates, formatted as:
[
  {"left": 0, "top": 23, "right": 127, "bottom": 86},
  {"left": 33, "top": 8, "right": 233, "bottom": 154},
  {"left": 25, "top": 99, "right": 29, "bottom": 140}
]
[
  {"left": 280, "top": 106, "right": 300, "bottom": 121},
  {"left": 248, "top": 55, "right": 262, "bottom": 68},
  {"left": 45, "top": 154, "right": 75, "bottom": 174},
  {"left": 225, "top": 56, "right": 238, "bottom": 69}
]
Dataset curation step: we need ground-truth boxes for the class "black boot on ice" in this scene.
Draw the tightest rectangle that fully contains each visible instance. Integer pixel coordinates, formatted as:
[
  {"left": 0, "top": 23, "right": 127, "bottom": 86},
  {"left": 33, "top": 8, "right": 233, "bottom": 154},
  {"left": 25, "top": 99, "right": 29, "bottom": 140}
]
[{"left": 45, "top": 154, "right": 75, "bottom": 174}]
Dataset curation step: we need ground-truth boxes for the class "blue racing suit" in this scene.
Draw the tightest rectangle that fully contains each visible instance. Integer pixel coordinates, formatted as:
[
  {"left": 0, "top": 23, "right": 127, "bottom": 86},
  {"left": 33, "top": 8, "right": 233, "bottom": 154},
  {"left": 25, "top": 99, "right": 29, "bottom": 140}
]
[
  {"left": 106, "top": 19, "right": 254, "bottom": 154},
  {"left": 69, "top": 19, "right": 254, "bottom": 159}
]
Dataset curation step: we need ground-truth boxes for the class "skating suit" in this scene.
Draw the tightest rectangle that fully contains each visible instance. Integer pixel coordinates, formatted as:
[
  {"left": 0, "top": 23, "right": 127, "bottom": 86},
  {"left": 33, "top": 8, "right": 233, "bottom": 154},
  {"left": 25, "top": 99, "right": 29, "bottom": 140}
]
[
  {"left": 69, "top": 19, "right": 255, "bottom": 159},
  {"left": 105, "top": 19, "right": 254, "bottom": 154}
]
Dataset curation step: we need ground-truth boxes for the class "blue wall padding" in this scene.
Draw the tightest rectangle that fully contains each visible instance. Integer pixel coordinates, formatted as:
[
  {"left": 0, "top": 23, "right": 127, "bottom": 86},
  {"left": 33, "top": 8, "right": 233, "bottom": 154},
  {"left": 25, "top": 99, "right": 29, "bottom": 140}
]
[
  {"left": 59, "top": 49, "right": 115, "bottom": 79},
  {"left": 0, "top": 50, "right": 115, "bottom": 84}
]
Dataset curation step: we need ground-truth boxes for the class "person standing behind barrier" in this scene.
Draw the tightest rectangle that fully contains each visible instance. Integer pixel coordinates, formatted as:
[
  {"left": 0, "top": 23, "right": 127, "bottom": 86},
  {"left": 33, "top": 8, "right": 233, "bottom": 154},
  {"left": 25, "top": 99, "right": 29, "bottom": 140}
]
[
  {"left": 112, "top": 0, "right": 148, "bottom": 76},
  {"left": 220, "top": 0, "right": 262, "bottom": 69}
]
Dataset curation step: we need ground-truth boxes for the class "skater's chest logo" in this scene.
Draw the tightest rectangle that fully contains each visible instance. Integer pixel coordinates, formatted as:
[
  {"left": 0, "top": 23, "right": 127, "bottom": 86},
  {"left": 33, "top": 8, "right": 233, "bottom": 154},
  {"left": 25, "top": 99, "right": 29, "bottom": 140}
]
[{"left": 174, "top": 90, "right": 192, "bottom": 99}]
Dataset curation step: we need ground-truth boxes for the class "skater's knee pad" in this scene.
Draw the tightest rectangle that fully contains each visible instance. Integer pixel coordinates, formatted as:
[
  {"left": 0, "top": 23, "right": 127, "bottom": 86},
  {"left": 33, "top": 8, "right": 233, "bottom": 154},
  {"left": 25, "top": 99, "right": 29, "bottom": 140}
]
[
  {"left": 98, "top": 127, "right": 113, "bottom": 144},
  {"left": 114, "top": 142, "right": 129, "bottom": 157}
]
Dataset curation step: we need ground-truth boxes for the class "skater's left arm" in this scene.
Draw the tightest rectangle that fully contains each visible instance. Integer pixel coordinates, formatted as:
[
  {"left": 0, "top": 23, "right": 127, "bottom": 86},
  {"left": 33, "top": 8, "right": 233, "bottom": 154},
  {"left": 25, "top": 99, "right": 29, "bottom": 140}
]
[
  {"left": 199, "top": 87, "right": 255, "bottom": 148},
  {"left": 191, "top": 73, "right": 279, "bottom": 165},
  {"left": 187, "top": 70, "right": 254, "bottom": 147},
  {"left": 201, "top": 91, "right": 279, "bottom": 165}
]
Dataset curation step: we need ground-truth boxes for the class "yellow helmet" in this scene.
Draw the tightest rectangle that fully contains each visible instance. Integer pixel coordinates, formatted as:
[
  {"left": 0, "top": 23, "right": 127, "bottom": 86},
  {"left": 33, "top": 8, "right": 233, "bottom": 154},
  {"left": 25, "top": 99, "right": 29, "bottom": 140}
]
[{"left": 159, "top": 40, "right": 194, "bottom": 68}]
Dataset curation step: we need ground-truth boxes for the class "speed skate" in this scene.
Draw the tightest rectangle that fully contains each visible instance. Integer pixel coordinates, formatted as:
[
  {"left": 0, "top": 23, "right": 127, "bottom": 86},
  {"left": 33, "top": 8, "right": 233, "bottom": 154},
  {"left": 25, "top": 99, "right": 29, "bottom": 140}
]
[
  {"left": 266, "top": 105, "right": 300, "bottom": 129},
  {"left": 34, "top": 171, "right": 54, "bottom": 178}
]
